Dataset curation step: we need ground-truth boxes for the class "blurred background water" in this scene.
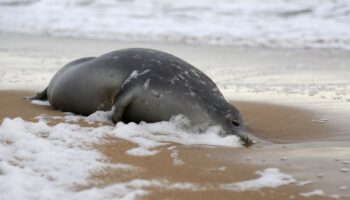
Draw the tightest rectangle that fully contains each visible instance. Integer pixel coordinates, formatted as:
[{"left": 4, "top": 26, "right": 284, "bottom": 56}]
[{"left": 0, "top": 0, "right": 349, "bottom": 49}]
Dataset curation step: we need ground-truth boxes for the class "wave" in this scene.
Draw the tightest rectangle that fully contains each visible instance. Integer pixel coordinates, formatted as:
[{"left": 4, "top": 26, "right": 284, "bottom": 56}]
[{"left": 0, "top": 0, "right": 350, "bottom": 49}]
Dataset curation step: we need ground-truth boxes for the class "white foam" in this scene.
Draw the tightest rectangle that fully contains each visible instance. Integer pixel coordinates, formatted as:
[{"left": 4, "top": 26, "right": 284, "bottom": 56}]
[
  {"left": 1, "top": 0, "right": 350, "bottom": 49},
  {"left": 297, "top": 180, "right": 313, "bottom": 186},
  {"left": 36, "top": 110, "right": 113, "bottom": 124},
  {"left": 30, "top": 100, "right": 50, "bottom": 106},
  {"left": 85, "top": 110, "right": 113, "bottom": 123},
  {"left": 300, "top": 189, "right": 325, "bottom": 197},
  {"left": 0, "top": 113, "right": 243, "bottom": 197},
  {"left": 3, "top": 113, "right": 303, "bottom": 199},
  {"left": 0, "top": 117, "right": 299, "bottom": 200},
  {"left": 220, "top": 168, "right": 296, "bottom": 191},
  {"left": 111, "top": 179, "right": 206, "bottom": 192},
  {"left": 111, "top": 115, "right": 242, "bottom": 156},
  {"left": 0, "top": 117, "right": 138, "bottom": 200},
  {"left": 37, "top": 111, "right": 242, "bottom": 156},
  {"left": 0, "top": 119, "right": 215, "bottom": 199},
  {"left": 170, "top": 149, "right": 185, "bottom": 166},
  {"left": 126, "top": 145, "right": 161, "bottom": 157}
]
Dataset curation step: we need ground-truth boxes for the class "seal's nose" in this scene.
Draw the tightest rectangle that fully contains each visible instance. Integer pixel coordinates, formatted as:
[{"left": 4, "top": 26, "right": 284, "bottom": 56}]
[
  {"left": 233, "top": 128, "right": 253, "bottom": 147},
  {"left": 240, "top": 135, "right": 253, "bottom": 147}
]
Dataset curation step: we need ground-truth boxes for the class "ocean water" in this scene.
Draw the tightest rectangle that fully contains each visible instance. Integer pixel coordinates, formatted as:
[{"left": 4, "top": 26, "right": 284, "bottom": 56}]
[{"left": 0, "top": 0, "right": 350, "bottom": 49}]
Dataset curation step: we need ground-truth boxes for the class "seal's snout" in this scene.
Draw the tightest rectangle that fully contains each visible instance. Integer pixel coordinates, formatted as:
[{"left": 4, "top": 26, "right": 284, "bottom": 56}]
[
  {"left": 233, "top": 129, "right": 253, "bottom": 147},
  {"left": 230, "top": 120, "right": 253, "bottom": 147},
  {"left": 240, "top": 135, "right": 253, "bottom": 147}
]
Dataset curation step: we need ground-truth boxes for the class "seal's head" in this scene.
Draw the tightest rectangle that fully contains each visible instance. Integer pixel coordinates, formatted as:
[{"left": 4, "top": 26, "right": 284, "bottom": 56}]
[
  {"left": 218, "top": 111, "right": 253, "bottom": 147},
  {"left": 230, "top": 119, "right": 253, "bottom": 147}
]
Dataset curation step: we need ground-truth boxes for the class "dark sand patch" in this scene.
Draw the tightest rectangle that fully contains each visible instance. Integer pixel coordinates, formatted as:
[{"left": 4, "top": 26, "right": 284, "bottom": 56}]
[{"left": 1, "top": 90, "right": 349, "bottom": 199}]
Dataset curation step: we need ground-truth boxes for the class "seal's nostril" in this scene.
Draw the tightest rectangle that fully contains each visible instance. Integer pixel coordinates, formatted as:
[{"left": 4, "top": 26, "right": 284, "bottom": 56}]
[
  {"left": 242, "top": 136, "right": 253, "bottom": 147},
  {"left": 232, "top": 120, "right": 240, "bottom": 127}
]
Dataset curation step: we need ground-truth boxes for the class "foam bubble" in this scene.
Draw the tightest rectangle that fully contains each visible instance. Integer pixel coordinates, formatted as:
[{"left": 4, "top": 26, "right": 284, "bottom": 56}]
[
  {"left": 220, "top": 168, "right": 296, "bottom": 191},
  {"left": 31, "top": 100, "right": 50, "bottom": 106},
  {"left": 300, "top": 189, "right": 325, "bottom": 197}
]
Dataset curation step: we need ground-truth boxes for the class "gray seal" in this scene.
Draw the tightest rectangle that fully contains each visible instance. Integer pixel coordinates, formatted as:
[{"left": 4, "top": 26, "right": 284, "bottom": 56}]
[{"left": 31, "top": 48, "right": 251, "bottom": 146}]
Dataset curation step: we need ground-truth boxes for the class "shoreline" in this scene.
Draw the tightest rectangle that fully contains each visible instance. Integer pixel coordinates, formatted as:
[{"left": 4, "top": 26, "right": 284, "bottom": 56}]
[
  {"left": 3, "top": 89, "right": 349, "bottom": 144},
  {"left": 4, "top": 31, "right": 350, "bottom": 52}
]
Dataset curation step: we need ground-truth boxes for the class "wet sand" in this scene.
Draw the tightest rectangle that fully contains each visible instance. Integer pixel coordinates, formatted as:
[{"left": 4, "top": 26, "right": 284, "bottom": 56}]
[
  {"left": 237, "top": 100, "right": 350, "bottom": 143},
  {"left": 1, "top": 33, "right": 350, "bottom": 199},
  {"left": 1, "top": 90, "right": 349, "bottom": 199}
]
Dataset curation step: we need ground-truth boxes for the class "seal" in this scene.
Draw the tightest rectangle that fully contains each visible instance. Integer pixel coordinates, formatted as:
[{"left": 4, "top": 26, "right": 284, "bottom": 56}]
[{"left": 31, "top": 48, "right": 251, "bottom": 146}]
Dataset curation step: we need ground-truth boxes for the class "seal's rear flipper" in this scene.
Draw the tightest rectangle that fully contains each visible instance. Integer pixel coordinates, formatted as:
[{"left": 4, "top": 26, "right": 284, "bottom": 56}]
[
  {"left": 25, "top": 88, "right": 48, "bottom": 101},
  {"left": 111, "top": 88, "right": 135, "bottom": 123}
]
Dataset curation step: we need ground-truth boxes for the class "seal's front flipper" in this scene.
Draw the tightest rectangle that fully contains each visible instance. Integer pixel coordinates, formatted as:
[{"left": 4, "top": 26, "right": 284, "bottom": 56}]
[
  {"left": 25, "top": 88, "right": 48, "bottom": 101},
  {"left": 112, "top": 89, "right": 135, "bottom": 123}
]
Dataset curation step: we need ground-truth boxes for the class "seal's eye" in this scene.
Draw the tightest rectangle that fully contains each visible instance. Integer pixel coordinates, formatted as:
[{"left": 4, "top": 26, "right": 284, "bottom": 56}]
[{"left": 232, "top": 120, "right": 240, "bottom": 127}]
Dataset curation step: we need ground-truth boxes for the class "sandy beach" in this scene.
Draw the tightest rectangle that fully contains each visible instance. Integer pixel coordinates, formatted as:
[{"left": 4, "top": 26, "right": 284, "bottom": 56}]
[
  {"left": 0, "top": 33, "right": 350, "bottom": 199},
  {"left": 0, "top": 89, "right": 349, "bottom": 199}
]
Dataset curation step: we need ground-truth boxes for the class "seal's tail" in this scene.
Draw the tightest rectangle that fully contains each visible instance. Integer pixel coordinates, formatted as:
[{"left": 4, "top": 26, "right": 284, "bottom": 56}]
[{"left": 24, "top": 87, "right": 48, "bottom": 101}]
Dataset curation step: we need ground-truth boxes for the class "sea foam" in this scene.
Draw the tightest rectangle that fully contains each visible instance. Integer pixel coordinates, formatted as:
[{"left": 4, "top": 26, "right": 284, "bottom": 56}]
[
  {"left": 0, "top": 113, "right": 302, "bottom": 199},
  {"left": 0, "top": 0, "right": 349, "bottom": 49}
]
